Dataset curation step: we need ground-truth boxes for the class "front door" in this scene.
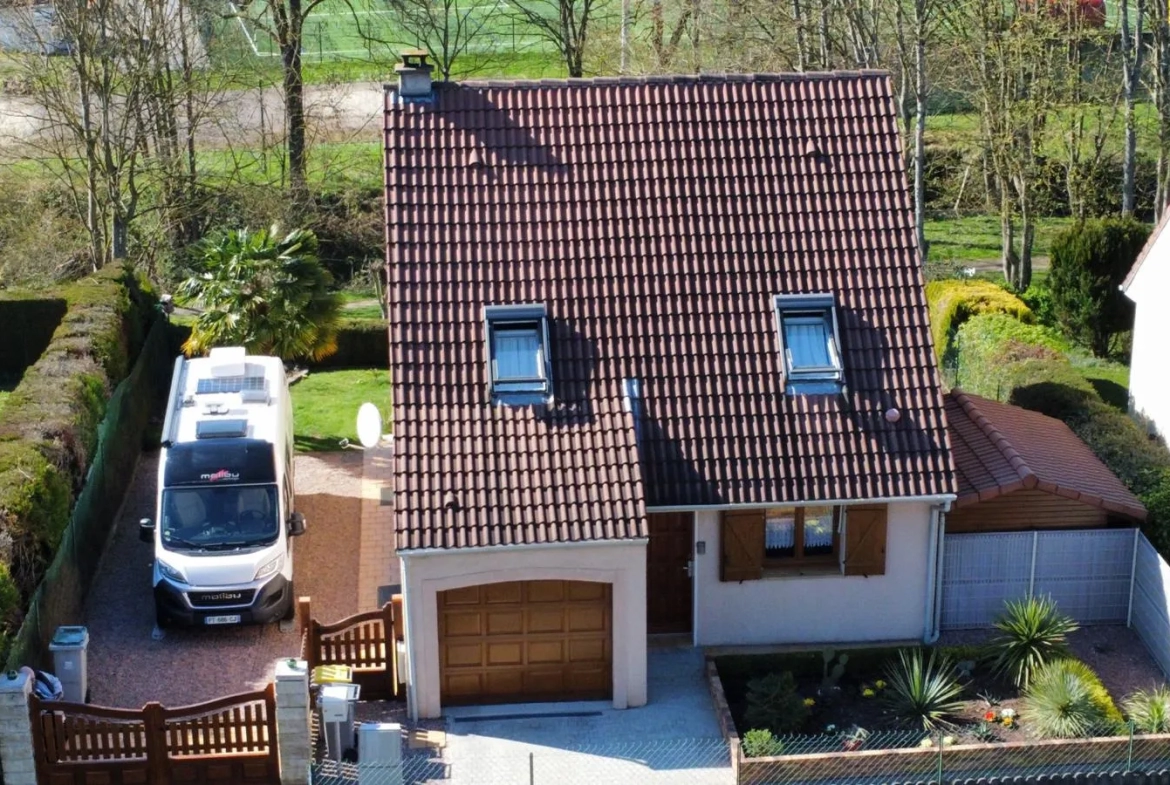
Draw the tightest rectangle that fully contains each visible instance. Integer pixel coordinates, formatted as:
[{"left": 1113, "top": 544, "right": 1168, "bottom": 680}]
[{"left": 647, "top": 512, "right": 694, "bottom": 634}]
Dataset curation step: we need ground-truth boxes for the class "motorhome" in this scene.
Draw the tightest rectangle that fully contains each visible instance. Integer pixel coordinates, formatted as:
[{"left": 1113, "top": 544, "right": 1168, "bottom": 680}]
[{"left": 140, "top": 346, "right": 304, "bottom": 628}]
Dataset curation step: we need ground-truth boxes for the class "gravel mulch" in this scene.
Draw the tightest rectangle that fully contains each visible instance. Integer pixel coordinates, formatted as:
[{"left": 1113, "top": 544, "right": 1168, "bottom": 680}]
[
  {"left": 937, "top": 625, "right": 1167, "bottom": 702},
  {"left": 82, "top": 450, "right": 364, "bottom": 707}
]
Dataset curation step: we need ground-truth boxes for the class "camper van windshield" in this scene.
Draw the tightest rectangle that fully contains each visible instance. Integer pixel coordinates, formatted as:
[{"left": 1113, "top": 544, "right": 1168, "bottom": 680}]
[{"left": 160, "top": 485, "right": 279, "bottom": 551}]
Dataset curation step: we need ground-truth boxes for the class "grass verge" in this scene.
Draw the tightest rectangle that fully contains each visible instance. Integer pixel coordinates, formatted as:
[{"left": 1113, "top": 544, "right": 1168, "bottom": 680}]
[
  {"left": 291, "top": 367, "right": 390, "bottom": 452},
  {"left": 924, "top": 215, "right": 1076, "bottom": 264}
]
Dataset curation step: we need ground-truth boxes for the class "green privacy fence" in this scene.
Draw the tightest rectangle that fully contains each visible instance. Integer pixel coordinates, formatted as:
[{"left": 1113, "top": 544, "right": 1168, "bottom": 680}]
[{"left": 5, "top": 318, "right": 172, "bottom": 673}]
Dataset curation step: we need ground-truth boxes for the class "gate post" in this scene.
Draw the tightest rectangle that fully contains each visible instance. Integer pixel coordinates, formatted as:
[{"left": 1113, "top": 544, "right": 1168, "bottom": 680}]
[
  {"left": 0, "top": 669, "right": 36, "bottom": 785},
  {"left": 275, "top": 658, "right": 311, "bottom": 785}
]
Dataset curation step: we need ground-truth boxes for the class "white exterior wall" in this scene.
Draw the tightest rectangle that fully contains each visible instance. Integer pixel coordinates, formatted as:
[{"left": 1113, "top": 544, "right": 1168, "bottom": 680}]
[
  {"left": 1128, "top": 245, "right": 1170, "bottom": 437},
  {"left": 400, "top": 541, "right": 648, "bottom": 720},
  {"left": 692, "top": 502, "right": 934, "bottom": 646}
]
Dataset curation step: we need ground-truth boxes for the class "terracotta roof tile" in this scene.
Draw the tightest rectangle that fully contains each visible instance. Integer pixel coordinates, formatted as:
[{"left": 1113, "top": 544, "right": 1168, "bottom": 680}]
[
  {"left": 945, "top": 391, "right": 1146, "bottom": 520},
  {"left": 385, "top": 72, "right": 957, "bottom": 551}
]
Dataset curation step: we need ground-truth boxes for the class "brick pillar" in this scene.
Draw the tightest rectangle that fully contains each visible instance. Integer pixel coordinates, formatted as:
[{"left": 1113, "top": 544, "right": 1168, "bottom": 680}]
[
  {"left": 274, "top": 658, "right": 311, "bottom": 785},
  {"left": 0, "top": 670, "right": 36, "bottom": 785}
]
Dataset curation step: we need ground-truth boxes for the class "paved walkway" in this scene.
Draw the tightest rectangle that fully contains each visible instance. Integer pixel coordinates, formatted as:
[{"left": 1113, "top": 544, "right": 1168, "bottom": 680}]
[
  {"left": 357, "top": 438, "right": 397, "bottom": 613},
  {"left": 429, "top": 647, "right": 733, "bottom": 784}
]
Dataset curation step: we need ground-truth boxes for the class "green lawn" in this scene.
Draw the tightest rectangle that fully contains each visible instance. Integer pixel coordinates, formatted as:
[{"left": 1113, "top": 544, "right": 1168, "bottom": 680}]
[
  {"left": 1070, "top": 354, "right": 1131, "bottom": 411},
  {"left": 924, "top": 215, "right": 1076, "bottom": 265},
  {"left": 291, "top": 368, "right": 391, "bottom": 452}
]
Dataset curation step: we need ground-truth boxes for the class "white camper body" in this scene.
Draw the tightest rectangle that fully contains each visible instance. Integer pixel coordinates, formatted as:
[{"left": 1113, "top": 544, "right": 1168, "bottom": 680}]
[{"left": 142, "top": 347, "right": 304, "bottom": 628}]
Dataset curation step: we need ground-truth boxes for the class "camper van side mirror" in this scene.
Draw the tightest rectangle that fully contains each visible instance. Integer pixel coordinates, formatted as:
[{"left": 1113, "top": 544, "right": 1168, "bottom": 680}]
[
  {"left": 288, "top": 512, "right": 306, "bottom": 537},
  {"left": 138, "top": 518, "right": 155, "bottom": 544}
]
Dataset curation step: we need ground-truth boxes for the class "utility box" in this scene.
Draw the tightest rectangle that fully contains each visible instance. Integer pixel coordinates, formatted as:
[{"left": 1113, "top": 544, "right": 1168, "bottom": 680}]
[
  {"left": 48, "top": 626, "right": 89, "bottom": 703},
  {"left": 318, "top": 682, "right": 360, "bottom": 761},
  {"left": 358, "top": 723, "right": 402, "bottom": 785}
]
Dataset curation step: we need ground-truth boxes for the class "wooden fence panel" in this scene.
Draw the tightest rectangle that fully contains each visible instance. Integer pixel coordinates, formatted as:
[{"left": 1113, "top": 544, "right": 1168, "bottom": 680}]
[
  {"left": 299, "top": 596, "right": 403, "bottom": 701},
  {"left": 30, "top": 685, "right": 279, "bottom": 785}
]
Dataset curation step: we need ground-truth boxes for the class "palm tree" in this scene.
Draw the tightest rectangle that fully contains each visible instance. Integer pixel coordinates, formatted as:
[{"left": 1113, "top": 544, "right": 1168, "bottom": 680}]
[{"left": 179, "top": 225, "right": 342, "bottom": 361}]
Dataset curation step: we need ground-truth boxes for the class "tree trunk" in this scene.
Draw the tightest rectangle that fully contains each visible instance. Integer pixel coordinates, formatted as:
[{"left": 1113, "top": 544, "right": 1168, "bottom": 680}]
[
  {"left": 277, "top": 0, "right": 309, "bottom": 209},
  {"left": 1120, "top": 0, "right": 1146, "bottom": 216},
  {"left": 1000, "top": 197, "right": 1018, "bottom": 288},
  {"left": 1153, "top": 1, "right": 1170, "bottom": 218},
  {"left": 792, "top": 0, "right": 808, "bottom": 71},
  {"left": 912, "top": 0, "right": 927, "bottom": 257}
]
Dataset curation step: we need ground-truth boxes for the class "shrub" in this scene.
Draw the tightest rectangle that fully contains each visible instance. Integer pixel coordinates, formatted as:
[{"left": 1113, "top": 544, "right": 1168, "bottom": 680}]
[
  {"left": 989, "top": 595, "right": 1078, "bottom": 689},
  {"left": 925, "top": 279, "right": 1034, "bottom": 362},
  {"left": 1124, "top": 686, "right": 1170, "bottom": 733},
  {"left": 179, "top": 226, "right": 343, "bottom": 362},
  {"left": 952, "top": 314, "right": 1069, "bottom": 398},
  {"left": 1019, "top": 280, "right": 1056, "bottom": 327},
  {"left": 1049, "top": 217, "right": 1150, "bottom": 357},
  {"left": 743, "top": 672, "right": 809, "bottom": 736},
  {"left": 1023, "top": 659, "right": 1121, "bottom": 738},
  {"left": 882, "top": 648, "right": 965, "bottom": 731},
  {"left": 169, "top": 318, "right": 387, "bottom": 370},
  {"left": 742, "top": 729, "right": 785, "bottom": 758}
]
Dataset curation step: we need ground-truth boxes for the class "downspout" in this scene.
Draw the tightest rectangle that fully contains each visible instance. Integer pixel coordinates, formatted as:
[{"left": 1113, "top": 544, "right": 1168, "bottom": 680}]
[
  {"left": 923, "top": 503, "right": 948, "bottom": 644},
  {"left": 401, "top": 556, "right": 419, "bottom": 724}
]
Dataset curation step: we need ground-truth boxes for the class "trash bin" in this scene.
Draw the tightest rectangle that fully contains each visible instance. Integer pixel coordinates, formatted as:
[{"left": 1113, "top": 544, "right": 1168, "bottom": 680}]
[
  {"left": 318, "top": 682, "right": 360, "bottom": 762},
  {"left": 48, "top": 626, "right": 88, "bottom": 703}
]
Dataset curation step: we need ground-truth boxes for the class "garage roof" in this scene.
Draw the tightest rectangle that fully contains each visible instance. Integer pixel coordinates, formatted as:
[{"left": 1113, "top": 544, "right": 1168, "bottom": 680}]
[
  {"left": 946, "top": 391, "right": 1146, "bottom": 520},
  {"left": 384, "top": 72, "right": 957, "bottom": 551}
]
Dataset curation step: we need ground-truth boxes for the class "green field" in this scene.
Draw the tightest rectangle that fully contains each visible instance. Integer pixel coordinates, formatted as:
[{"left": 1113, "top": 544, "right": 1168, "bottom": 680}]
[
  {"left": 291, "top": 368, "right": 391, "bottom": 452},
  {"left": 924, "top": 215, "right": 1076, "bottom": 265}
]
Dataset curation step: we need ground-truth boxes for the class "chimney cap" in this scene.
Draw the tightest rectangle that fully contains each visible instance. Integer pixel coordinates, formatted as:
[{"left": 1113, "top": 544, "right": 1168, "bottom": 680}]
[{"left": 396, "top": 48, "right": 433, "bottom": 73}]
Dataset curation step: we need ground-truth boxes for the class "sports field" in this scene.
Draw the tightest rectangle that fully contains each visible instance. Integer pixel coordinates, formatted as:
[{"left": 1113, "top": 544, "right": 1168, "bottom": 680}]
[{"left": 223, "top": 0, "right": 551, "bottom": 64}]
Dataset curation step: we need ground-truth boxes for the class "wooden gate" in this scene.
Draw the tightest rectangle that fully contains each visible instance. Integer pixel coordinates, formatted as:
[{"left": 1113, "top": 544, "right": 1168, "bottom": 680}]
[
  {"left": 299, "top": 596, "right": 403, "bottom": 700},
  {"left": 30, "top": 683, "right": 280, "bottom": 785}
]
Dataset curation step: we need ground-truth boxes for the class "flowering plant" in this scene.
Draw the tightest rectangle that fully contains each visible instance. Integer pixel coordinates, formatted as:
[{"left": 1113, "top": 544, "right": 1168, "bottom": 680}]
[
  {"left": 984, "top": 710, "right": 996, "bottom": 722},
  {"left": 803, "top": 697, "right": 816, "bottom": 708},
  {"left": 941, "top": 736, "right": 955, "bottom": 747},
  {"left": 874, "top": 679, "right": 887, "bottom": 690},
  {"left": 918, "top": 737, "right": 934, "bottom": 748},
  {"left": 840, "top": 725, "right": 870, "bottom": 751},
  {"left": 862, "top": 687, "right": 876, "bottom": 698},
  {"left": 824, "top": 724, "right": 837, "bottom": 734}
]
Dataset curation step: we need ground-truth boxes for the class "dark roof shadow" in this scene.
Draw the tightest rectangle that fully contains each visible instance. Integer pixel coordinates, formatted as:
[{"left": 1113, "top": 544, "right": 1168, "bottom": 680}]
[{"left": 434, "top": 84, "right": 568, "bottom": 172}]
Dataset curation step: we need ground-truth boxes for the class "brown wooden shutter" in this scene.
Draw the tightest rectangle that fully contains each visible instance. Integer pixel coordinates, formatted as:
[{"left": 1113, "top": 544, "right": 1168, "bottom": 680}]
[
  {"left": 721, "top": 510, "right": 764, "bottom": 582},
  {"left": 843, "top": 505, "right": 888, "bottom": 576}
]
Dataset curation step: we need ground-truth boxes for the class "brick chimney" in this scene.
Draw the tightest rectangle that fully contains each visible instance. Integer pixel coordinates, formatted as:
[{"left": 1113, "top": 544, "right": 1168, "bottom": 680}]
[{"left": 396, "top": 49, "right": 434, "bottom": 99}]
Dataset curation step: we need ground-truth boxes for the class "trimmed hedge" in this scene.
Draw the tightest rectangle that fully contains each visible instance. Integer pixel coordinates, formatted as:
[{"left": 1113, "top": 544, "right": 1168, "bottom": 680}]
[
  {"left": 170, "top": 316, "right": 387, "bottom": 369},
  {"left": 952, "top": 314, "right": 1070, "bottom": 399},
  {"left": 926, "top": 279, "right": 1034, "bottom": 362},
  {"left": 0, "top": 266, "right": 154, "bottom": 660},
  {"left": 0, "top": 298, "right": 67, "bottom": 376}
]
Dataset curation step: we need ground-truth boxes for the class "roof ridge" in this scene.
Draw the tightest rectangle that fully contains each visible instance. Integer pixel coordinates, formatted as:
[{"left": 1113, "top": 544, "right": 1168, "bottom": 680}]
[
  {"left": 952, "top": 389, "right": 1036, "bottom": 488},
  {"left": 384, "top": 70, "right": 890, "bottom": 92}
]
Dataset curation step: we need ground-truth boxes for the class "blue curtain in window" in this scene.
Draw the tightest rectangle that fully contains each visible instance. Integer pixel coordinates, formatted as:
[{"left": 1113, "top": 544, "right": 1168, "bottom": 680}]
[
  {"left": 495, "top": 330, "right": 541, "bottom": 379},
  {"left": 785, "top": 318, "right": 832, "bottom": 369}
]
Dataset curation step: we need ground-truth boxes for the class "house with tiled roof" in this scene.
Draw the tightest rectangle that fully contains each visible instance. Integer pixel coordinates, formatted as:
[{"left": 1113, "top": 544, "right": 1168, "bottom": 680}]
[
  {"left": 1124, "top": 212, "right": 1170, "bottom": 437},
  {"left": 383, "top": 52, "right": 957, "bottom": 720}
]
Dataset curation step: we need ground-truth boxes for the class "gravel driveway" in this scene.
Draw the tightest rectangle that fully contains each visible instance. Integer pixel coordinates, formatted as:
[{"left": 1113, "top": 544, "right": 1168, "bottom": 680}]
[{"left": 83, "top": 450, "right": 363, "bottom": 707}]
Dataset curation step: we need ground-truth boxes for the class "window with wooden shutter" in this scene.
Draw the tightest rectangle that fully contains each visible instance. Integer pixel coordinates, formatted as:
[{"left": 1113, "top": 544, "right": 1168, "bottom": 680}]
[
  {"left": 721, "top": 510, "right": 764, "bottom": 582},
  {"left": 843, "top": 505, "right": 888, "bottom": 576}
]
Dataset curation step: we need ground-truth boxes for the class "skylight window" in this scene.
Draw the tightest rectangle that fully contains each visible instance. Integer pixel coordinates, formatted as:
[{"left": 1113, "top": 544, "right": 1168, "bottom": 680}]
[
  {"left": 775, "top": 294, "right": 844, "bottom": 395},
  {"left": 484, "top": 304, "right": 552, "bottom": 406}
]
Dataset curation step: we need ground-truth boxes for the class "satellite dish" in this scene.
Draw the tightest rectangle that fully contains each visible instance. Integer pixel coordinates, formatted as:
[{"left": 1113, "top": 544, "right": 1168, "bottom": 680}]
[{"left": 356, "top": 403, "right": 383, "bottom": 449}]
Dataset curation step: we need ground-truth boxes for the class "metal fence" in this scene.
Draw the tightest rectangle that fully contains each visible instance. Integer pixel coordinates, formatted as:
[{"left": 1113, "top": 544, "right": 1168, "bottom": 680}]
[
  {"left": 940, "top": 529, "right": 1137, "bottom": 630},
  {"left": 1130, "top": 532, "right": 1170, "bottom": 682},
  {"left": 310, "top": 737, "right": 734, "bottom": 784},
  {"left": 738, "top": 725, "right": 1170, "bottom": 785}
]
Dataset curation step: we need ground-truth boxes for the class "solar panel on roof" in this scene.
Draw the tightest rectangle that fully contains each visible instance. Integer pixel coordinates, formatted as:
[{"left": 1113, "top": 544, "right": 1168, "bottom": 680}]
[
  {"left": 196, "top": 376, "right": 266, "bottom": 395},
  {"left": 195, "top": 418, "right": 249, "bottom": 439}
]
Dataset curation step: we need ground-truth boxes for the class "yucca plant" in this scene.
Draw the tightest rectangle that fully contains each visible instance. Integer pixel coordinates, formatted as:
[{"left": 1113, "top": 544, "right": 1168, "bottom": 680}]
[
  {"left": 989, "top": 595, "right": 1078, "bottom": 689},
  {"left": 882, "top": 649, "right": 965, "bottom": 731},
  {"left": 1124, "top": 687, "right": 1170, "bottom": 733},
  {"left": 1023, "top": 659, "right": 1111, "bottom": 739}
]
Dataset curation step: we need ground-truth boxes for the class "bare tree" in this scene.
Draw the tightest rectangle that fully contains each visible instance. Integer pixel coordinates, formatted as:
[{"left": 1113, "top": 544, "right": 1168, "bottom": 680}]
[
  {"left": 507, "top": 0, "right": 599, "bottom": 77},
  {"left": 1149, "top": 0, "right": 1170, "bottom": 217},
  {"left": 384, "top": 0, "right": 501, "bottom": 80},
  {"left": 1118, "top": 0, "right": 1147, "bottom": 216}
]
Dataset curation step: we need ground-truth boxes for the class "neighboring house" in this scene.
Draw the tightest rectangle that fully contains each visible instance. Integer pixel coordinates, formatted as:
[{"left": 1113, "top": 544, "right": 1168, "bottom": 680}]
[
  {"left": 1124, "top": 212, "right": 1170, "bottom": 436},
  {"left": 383, "top": 53, "right": 957, "bottom": 721},
  {"left": 944, "top": 390, "right": 1146, "bottom": 532}
]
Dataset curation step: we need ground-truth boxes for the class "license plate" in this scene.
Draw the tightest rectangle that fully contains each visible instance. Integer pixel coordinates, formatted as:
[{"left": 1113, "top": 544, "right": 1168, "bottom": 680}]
[{"left": 204, "top": 615, "right": 241, "bottom": 625}]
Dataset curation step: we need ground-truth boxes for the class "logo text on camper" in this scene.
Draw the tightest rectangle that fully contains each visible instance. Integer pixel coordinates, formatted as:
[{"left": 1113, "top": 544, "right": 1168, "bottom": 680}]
[{"left": 200, "top": 469, "right": 239, "bottom": 482}]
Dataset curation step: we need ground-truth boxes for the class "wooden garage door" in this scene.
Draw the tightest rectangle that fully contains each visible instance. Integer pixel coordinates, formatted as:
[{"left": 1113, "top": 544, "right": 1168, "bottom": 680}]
[{"left": 438, "top": 580, "right": 612, "bottom": 705}]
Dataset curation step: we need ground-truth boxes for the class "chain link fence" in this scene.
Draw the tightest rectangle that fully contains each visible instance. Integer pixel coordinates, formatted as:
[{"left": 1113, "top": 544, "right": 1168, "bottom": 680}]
[
  {"left": 739, "top": 724, "right": 1170, "bottom": 785},
  {"left": 310, "top": 735, "right": 733, "bottom": 784}
]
